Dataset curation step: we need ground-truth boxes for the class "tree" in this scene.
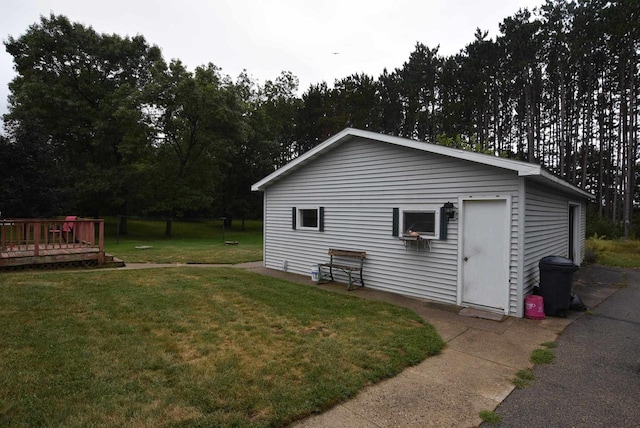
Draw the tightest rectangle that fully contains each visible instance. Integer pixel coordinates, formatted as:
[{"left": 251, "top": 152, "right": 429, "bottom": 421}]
[
  {"left": 331, "top": 73, "right": 380, "bottom": 131},
  {"left": 3, "top": 14, "right": 163, "bottom": 216},
  {"left": 0, "top": 133, "right": 68, "bottom": 217},
  {"left": 256, "top": 70, "right": 303, "bottom": 168},
  {"left": 219, "top": 71, "right": 302, "bottom": 228},
  {"left": 297, "top": 82, "right": 336, "bottom": 152},
  {"left": 498, "top": 8, "right": 543, "bottom": 162},
  {"left": 377, "top": 68, "right": 405, "bottom": 136},
  {"left": 397, "top": 43, "right": 442, "bottom": 141},
  {"left": 144, "top": 61, "right": 247, "bottom": 232}
]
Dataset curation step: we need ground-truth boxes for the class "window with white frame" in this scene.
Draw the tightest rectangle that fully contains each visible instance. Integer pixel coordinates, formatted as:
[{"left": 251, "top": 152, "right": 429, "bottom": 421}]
[{"left": 292, "top": 206, "right": 324, "bottom": 231}]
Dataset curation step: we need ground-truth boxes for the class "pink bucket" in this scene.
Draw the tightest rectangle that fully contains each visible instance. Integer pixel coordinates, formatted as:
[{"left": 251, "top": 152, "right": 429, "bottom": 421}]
[{"left": 525, "top": 295, "right": 545, "bottom": 320}]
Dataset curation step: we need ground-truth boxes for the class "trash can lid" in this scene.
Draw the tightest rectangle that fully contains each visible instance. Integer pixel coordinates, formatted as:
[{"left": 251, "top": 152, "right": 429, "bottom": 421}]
[{"left": 539, "top": 255, "right": 575, "bottom": 267}]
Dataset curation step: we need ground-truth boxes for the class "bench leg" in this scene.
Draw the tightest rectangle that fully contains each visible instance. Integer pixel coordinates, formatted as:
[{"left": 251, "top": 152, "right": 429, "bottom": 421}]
[
  {"left": 360, "top": 270, "right": 364, "bottom": 287},
  {"left": 347, "top": 271, "right": 353, "bottom": 291}
]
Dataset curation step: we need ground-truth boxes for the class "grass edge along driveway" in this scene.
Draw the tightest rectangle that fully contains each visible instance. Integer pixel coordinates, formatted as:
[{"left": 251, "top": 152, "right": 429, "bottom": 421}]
[{"left": 0, "top": 267, "right": 443, "bottom": 427}]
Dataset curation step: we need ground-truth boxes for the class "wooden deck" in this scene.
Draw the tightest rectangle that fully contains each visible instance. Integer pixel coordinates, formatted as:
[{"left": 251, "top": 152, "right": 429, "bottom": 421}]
[{"left": 0, "top": 218, "right": 105, "bottom": 269}]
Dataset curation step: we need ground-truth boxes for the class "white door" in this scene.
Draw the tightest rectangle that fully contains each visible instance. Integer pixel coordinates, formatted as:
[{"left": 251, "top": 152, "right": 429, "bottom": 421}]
[{"left": 461, "top": 199, "right": 509, "bottom": 311}]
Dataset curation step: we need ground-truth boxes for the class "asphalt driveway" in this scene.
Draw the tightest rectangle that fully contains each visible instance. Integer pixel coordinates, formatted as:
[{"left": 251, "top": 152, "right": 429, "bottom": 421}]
[{"left": 485, "top": 265, "right": 640, "bottom": 427}]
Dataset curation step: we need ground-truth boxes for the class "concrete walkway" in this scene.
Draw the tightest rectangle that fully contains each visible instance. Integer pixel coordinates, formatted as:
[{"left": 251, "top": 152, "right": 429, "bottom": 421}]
[{"left": 120, "top": 261, "right": 621, "bottom": 427}]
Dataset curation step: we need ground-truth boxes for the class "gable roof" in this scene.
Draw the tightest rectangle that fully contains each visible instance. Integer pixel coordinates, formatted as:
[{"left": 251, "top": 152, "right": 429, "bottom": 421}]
[{"left": 251, "top": 128, "right": 593, "bottom": 199}]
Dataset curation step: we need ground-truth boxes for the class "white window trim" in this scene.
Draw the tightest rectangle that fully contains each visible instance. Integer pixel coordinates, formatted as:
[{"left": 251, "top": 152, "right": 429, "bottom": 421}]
[
  {"left": 400, "top": 206, "right": 441, "bottom": 240},
  {"left": 297, "top": 206, "right": 320, "bottom": 230}
]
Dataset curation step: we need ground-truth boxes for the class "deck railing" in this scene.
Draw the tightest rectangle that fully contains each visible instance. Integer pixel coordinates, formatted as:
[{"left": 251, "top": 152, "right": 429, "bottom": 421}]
[{"left": 0, "top": 218, "right": 105, "bottom": 264}]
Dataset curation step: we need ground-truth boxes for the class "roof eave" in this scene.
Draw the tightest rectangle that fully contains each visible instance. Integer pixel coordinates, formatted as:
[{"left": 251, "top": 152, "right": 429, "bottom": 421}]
[{"left": 520, "top": 169, "right": 594, "bottom": 199}]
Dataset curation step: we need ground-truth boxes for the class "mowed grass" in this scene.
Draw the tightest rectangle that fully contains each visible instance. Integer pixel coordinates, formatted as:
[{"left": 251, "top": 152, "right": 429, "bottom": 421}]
[
  {"left": 0, "top": 267, "right": 444, "bottom": 427},
  {"left": 104, "top": 219, "right": 263, "bottom": 264},
  {"left": 586, "top": 237, "right": 640, "bottom": 268}
]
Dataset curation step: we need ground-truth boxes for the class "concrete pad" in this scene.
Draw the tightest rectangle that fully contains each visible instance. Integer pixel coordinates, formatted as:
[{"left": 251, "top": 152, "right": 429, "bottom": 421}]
[
  {"left": 232, "top": 261, "right": 264, "bottom": 269},
  {"left": 447, "top": 323, "right": 559, "bottom": 369},
  {"left": 243, "top": 266, "right": 317, "bottom": 287},
  {"left": 405, "top": 349, "right": 515, "bottom": 403},
  {"left": 295, "top": 347, "right": 513, "bottom": 428},
  {"left": 290, "top": 405, "right": 378, "bottom": 428},
  {"left": 459, "top": 307, "right": 505, "bottom": 321},
  {"left": 424, "top": 316, "right": 469, "bottom": 343},
  {"left": 436, "top": 311, "right": 515, "bottom": 335},
  {"left": 340, "top": 372, "right": 495, "bottom": 428},
  {"left": 411, "top": 306, "right": 514, "bottom": 341},
  {"left": 117, "top": 262, "right": 233, "bottom": 270},
  {"left": 516, "top": 313, "right": 575, "bottom": 334}
]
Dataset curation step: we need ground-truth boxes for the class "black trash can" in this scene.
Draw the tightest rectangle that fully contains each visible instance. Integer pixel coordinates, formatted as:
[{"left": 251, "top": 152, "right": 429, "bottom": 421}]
[{"left": 538, "top": 256, "right": 578, "bottom": 317}]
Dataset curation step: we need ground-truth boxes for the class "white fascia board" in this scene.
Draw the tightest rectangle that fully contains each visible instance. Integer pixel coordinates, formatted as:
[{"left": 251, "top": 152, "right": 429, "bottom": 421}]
[{"left": 520, "top": 169, "right": 594, "bottom": 200}]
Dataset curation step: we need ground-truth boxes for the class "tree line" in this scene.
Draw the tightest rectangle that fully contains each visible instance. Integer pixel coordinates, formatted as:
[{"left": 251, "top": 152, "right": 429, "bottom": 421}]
[{"left": 1, "top": 0, "right": 638, "bottom": 236}]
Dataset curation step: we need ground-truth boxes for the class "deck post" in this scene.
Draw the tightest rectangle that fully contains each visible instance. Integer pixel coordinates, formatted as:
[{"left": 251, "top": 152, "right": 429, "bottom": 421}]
[
  {"left": 33, "top": 221, "right": 40, "bottom": 256},
  {"left": 98, "top": 220, "right": 105, "bottom": 265}
]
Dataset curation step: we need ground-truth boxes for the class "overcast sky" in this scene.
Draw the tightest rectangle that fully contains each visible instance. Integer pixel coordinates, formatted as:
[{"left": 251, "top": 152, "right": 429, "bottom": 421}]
[{"left": 1, "top": 0, "right": 543, "bottom": 121}]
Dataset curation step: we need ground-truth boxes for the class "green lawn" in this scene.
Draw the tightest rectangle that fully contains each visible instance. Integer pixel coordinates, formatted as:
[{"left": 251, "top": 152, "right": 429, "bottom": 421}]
[
  {"left": 586, "top": 237, "right": 640, "bottom": 268},
  {"left": 0, "top": 267, "right": 443, "bottom": 427},
  {"left": 104, "top": 218, "right": 263, "bottom": 264}
]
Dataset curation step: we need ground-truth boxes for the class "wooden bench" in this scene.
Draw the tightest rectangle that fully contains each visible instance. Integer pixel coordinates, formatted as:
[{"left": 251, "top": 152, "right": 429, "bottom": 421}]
[{"left": 320, "top": 249, "right": 366, "bottom": 290}]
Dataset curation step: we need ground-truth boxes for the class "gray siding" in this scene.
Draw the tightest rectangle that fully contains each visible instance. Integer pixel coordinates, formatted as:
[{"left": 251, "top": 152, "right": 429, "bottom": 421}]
[
  {"left": 263, "top": 137, "right": 521, "bottom": 312},
  {"left": 522, "top": 181, "right": 586, "bottom": 296}
]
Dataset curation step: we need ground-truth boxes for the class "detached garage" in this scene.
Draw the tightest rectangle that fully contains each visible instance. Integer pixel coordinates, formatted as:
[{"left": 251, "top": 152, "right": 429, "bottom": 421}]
[{"left": 251, "top": 128, "right": 593, "bottom": 317}]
